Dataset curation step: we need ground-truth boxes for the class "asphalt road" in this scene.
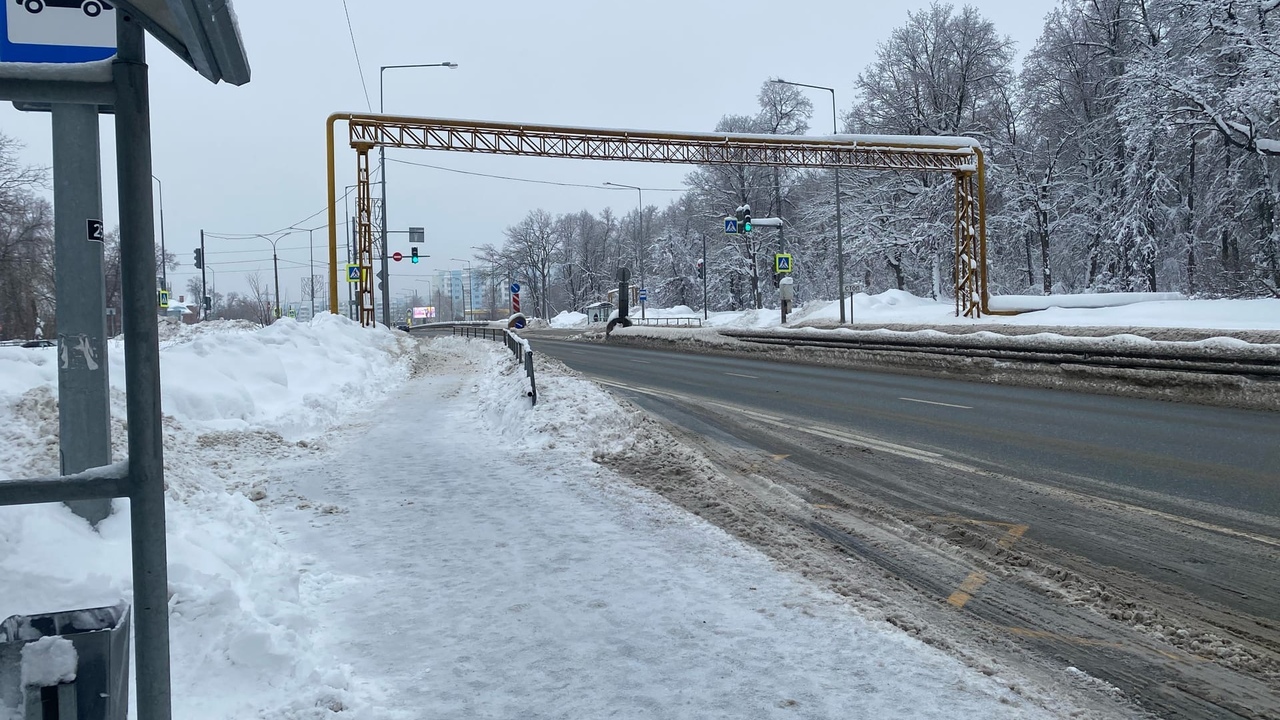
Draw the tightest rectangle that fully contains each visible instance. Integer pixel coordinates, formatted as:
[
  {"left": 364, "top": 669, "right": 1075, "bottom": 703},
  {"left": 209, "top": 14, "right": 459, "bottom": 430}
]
[
  {"left": 516, "top": 333, "right": 1280, "bottom": 719},
  {"left": 531, "top": 337, "right": 1280, "bottom": 518}
]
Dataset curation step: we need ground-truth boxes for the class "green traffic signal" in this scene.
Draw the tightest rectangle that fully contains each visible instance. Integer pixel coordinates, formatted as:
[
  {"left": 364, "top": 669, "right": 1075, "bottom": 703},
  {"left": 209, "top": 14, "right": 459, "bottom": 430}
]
[
  {"left": 743, "top": 222, "right": 752, "bottom": 233},
  {"left": 411, "top": 248, "right": 419, "bottom": 263}
]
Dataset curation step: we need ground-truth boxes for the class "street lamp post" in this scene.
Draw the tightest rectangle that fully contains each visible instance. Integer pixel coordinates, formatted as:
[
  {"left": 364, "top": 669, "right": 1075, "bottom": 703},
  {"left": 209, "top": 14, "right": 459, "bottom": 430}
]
[
  {"left": 254, "top": 233, "right": 287, "bottom": 323},
  {"left": 152, "top": 175, "right": 166, "bottom": 291},
  {"left": 379, "top": 61, "right": 458, "bottom": 328},
  {"left": 771, "top": 79, "right": 846, "bottom": 323},
  {"left": 290, "top": 224, "right": 326, "bottom": 317},
  {"left": 603, "top": 181, "right": 645, "bottom": 319},
  {"left": 451, "top": 257, "right": 472, "bottom": 320}
]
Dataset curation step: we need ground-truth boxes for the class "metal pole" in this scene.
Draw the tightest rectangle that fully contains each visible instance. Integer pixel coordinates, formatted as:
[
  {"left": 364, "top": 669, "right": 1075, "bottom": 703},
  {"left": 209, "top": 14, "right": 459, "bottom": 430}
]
[
  {"left": 200, "top": 229, "right": 207, "bottom": 321},
  {"left": 379, "top": 71, "right": 391, "bottom": 327},
  {"left": 309, "top": 228, "right": 315, "bottom": 317},
  {"left": 832, "top": 90, "right": 846, "bottom": 324},
  {"left": 114, "top": 11, "right": 172, "bottom": 719},
  {"left": 702, "top": 232, "right": 708, "bottom": 320},
  {"left": 52, "top": 103, "right": 111, "bottom": 526},
  {"left": 153, "top": 174, "right": 165, "bottom": 292},
  {"left": 272, "top": 238, "right": 281, "bottom": 322},
  {"left": 637, "top": 187, "right": 645, "bottom": 319}
]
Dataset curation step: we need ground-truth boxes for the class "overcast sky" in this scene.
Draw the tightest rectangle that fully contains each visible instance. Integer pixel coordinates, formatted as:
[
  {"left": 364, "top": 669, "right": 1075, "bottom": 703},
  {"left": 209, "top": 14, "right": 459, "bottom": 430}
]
[{"left": 1, "top": 0, "right": 1056, "bottom": 304}]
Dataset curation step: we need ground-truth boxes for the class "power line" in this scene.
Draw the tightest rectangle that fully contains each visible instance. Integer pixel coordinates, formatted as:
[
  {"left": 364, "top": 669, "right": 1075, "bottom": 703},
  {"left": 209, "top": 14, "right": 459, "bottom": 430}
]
[
  {"left": 387, "top": 157, "right": 688, "bottom": 193},
  {"left": 340, "top": 0, "right": 372, "bottom": 111}
]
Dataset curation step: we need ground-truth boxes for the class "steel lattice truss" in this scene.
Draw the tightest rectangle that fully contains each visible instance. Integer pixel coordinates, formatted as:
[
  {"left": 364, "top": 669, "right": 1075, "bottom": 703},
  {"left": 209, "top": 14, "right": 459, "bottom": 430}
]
[
  {"left": 327, "top": 114, "right": 990, "bottom": 321},
  {"left": 347, "top": 116, "right": 979, "bottom": 173}
]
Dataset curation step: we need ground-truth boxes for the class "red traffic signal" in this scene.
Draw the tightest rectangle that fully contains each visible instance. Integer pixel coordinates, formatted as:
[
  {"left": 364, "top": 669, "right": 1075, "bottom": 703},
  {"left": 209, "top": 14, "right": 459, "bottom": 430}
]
[{"left": 392, "top": 251, "right": 403, "bottom": 262}]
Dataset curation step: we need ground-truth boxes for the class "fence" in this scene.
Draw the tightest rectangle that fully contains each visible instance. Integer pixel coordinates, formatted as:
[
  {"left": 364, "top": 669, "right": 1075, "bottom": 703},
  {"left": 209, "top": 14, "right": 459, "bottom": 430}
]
[
  {"left": 451, "top": 326, "right": 537, "bottom": 406},
  {"left": 630, "top": 317, "right": 703, "bottom": 328}
]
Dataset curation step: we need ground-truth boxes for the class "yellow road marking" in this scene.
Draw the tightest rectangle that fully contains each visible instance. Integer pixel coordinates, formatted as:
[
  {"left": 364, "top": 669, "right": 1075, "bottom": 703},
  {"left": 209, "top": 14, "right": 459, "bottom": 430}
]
[
  {"left": 813, "top": 503, "right": 841, "bottom": 510},
  {"left": 771, "top": 454, "right": 791, "bottom": 461},
  {"left": 947, "top": 572, "right": 988, "bottom": 608}
]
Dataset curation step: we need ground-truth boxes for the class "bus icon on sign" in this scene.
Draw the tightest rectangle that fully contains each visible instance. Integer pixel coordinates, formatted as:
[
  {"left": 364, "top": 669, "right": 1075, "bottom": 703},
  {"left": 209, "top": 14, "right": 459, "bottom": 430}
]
[{"left": 16, "top": 0, "right": 113, "bottom": 17}]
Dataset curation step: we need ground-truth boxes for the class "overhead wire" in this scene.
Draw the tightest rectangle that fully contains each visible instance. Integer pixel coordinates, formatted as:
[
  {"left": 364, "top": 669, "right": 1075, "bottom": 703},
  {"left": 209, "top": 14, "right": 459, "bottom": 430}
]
[{"left": 340, "top": 0, "right": 373, "bottom": 112}]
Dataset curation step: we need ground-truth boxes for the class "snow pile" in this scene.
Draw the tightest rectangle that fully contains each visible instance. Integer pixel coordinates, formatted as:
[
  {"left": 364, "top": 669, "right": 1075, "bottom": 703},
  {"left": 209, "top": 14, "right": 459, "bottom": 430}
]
[
  {"left": 549, "top": 310, "right": 587, "bottom": 327},
  {"left": 558, "top": 290, "right": 1280, "bottom": 332},
  {"left": 20, "top": 636, "right": 77, "bottom": 687},
  {"left": 987, "top": 292, "right": 1185, "bottom": 312},
  {"left": 0, "top": 316, "right": 419, "bottom": 718}
]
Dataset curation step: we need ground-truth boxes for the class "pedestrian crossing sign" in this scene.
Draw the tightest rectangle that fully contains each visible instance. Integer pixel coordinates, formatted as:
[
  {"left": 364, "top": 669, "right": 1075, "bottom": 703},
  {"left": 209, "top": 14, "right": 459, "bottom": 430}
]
[
  {"left": 346, "top": 264, "right": 361, "bottom": 283},
  {"left": 774, "top": 254, "right": 793, "bottom": 273}
]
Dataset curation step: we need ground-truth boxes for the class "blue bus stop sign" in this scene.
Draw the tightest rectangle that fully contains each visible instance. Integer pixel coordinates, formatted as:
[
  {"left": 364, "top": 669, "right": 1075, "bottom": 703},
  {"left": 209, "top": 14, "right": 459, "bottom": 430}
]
[{"left": 0, "top": 2, "right": 117, "bottom": 64}]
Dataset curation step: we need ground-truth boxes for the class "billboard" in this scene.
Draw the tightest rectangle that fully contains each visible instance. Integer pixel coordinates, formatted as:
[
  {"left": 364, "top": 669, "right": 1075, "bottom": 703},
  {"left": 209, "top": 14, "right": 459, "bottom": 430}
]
[{"left": 412, "top": 306, "right": 435, "bottom": 319}]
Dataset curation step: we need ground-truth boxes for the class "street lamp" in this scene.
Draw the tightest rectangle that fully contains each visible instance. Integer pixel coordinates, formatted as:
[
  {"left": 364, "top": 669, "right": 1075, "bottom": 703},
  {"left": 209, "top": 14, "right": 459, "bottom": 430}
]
[
  {"left": 152, "top": 175, "right": 166, "bottom": 291},
  {"left": 771, "top": 78, "right": 846, "bottom": 323},
  {"left": 379, "top": 61, "right": 458, "bottom": 328},
  {"left": 289, "top": 223, "right": 326, "bottom": 317},
  {"left": 603, "top": 181, "right": 645, "bottom": 319},
  {"left": 450, "top": 257, "right": 472, "bottom": 321},
  {"left": 253, "top": 232, "right": 292, "bottom": 323}
]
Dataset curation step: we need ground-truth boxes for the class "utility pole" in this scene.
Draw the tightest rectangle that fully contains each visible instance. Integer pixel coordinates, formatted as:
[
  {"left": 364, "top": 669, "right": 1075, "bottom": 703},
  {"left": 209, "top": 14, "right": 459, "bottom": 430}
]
[{"left": 702, "top": 232, "right": 708, "bottom": 320}]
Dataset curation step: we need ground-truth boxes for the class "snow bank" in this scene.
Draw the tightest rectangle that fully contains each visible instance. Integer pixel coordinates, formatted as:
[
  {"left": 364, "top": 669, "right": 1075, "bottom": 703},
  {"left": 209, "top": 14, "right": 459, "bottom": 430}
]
[
  {"left": 987, "top": 292, "right": 1185, "bottom": 312},
  {"left": 0, "top": 316, "right": 418, "bottom": 718},
  {"left": 621, "top": 290, "right": 1280, "bottom": 332}
]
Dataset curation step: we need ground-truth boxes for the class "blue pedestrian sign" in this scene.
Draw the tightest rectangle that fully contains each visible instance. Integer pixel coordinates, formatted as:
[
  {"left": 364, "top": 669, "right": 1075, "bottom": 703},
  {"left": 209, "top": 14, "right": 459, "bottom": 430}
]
[
  {"left": 724, "top": 217, "right": 738, "bottom": 234},
  {"left": 0, "top": 1, "right": 117, "bottom": 65},
  {"left": 510, "top": 282, "right": 521, "bottom": 294},
  {"left": 346, "top": 264, "right": 362, "bottom": 282},
  {"left": 774, "top": 253, "right": 793, "bottom": 273}
]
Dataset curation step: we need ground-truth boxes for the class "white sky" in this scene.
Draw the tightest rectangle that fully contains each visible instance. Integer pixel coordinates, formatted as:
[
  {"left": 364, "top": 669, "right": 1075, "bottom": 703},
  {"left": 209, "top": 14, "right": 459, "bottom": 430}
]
[{"left": 0, "top": 0, "right": 1056, "bottom": 300}]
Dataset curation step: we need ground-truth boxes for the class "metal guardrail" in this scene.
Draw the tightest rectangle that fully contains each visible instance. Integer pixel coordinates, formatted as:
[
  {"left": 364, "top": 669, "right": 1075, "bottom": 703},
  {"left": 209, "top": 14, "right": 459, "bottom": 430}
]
[
  {"left": 630, "top": 317, "right": 703, "bottom": 328},
  {"left": 718, "top": 329, "right": 1280, "bottom": 378},
  {"left": 451, "top": 326, "right": 537, "bottom": 405}
]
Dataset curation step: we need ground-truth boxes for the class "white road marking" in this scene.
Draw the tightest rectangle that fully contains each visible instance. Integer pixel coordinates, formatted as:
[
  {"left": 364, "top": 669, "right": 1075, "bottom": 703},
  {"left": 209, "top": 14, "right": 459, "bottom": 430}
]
[
  {"left": 725, "top": 372, "right": 759, "bottom": 379},
  {"left": 900, "top": 397, "right": 973, "bottom": 410},
  {"left": 633, "top": 359, "right": 652, "bottom": 364}
]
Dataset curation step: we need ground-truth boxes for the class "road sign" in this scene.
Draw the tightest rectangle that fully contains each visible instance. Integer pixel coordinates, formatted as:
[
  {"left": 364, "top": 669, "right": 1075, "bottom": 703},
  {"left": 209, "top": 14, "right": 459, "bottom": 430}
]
[
  {"left": 86, "top": 218, "right": 103, "bottom": 242},
  {"left": 392, "top": 251, "right": 403, "bottom": 262},
  {"left": 409, "top": 227, "right": 424, "bottom": 243},
  {"left": 639, "top": 289, "right": 648, "bottom": 303},
  {"left": 510, "top": 282, "right": 521, "bottom": 294},
  {"left": 346, "top": 264, "right": 361, "bottom": 282},
  {"left": 157, "top": 289, "right": 169, "bottom": 309},
  {"left": 0, "top": 0, "right": 117, "bottom": 65},
  {"left": 775, "top": 253, "right": 793, "bottom": 273},
  {"left": 724, "top": 217, "right": 738, "bottom": 234}
]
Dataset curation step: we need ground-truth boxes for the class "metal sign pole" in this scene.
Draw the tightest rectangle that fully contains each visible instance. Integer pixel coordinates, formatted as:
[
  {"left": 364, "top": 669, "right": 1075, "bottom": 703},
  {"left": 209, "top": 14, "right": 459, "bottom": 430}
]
[
  {"left": 114, "top": 13, "right": 172, "bottom": 720},
  {"left": 52, "top": 102, "right": 112, "bottom": 526}
]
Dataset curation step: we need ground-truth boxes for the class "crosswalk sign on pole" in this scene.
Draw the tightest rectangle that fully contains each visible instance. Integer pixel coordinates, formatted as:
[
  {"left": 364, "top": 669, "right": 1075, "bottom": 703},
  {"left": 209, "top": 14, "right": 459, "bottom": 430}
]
[
  {"left": 774, "top": 253, "right": 793, "bottom": 273},
  {"left": 724, "top": 217, "right": 738, "bottom": 234},
  {"left": 346, "top": 264, "right": 361, "bottom": 282}
]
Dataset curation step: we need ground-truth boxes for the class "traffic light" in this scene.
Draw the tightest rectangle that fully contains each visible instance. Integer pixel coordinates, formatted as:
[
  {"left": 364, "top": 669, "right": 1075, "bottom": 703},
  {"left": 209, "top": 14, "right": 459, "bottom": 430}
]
[
  {"left": 193, "top": 248, "right": 203, "bottom": 269},
  {"left": 696, "top": 259, "right": 705, "bottom": 279},
  {"left": 742, "top": 205, "right": 753, "bottom": 233},
  {"left": 734, "top": 206, "right": 745, "bottom": 232},
  {"left": 411, "top": 247, "right": 419, "bottom": 264},
  {"left": 772, "top": 272, "right": 781, "bottom": 288}
]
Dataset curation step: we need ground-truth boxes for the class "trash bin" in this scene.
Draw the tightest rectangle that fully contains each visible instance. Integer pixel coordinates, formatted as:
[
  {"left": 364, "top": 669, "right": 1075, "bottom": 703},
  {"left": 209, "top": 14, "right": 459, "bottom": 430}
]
[{"left": 0, "top": 602, "right": 130, "bottom": 720}]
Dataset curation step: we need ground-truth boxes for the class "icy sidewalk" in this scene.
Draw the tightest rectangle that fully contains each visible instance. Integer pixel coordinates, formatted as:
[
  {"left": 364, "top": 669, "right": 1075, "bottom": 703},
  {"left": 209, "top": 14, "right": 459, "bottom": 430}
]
[{"left": 266, "top": 338, "right": 1064, "bottom": 720}]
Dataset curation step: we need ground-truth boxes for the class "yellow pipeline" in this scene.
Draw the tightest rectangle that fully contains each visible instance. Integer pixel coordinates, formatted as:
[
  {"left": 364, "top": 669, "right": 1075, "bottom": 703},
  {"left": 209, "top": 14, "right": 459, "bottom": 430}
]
[{"left": 326, "top": 113, "right": 342, "bottom": 315}]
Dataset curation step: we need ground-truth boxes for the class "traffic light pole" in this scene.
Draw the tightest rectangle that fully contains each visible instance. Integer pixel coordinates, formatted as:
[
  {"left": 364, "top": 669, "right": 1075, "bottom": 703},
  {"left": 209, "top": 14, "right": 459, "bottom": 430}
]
[{"left": 199, "top": 229, "right": 207, "bottom": 320}]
